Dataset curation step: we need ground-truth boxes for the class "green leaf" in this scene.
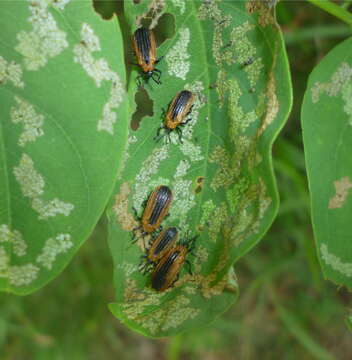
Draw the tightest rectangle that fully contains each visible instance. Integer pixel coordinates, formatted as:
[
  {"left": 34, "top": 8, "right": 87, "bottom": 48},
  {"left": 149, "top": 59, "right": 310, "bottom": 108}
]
[
  {"left": 0, "top": 0, "right": 128, "bottom": 294},
  {"left": 107, "top": 0, "right": 292, "bottom": 337},
  {"left": 302, "top": 37, "right": 352, "bottom": 289}
]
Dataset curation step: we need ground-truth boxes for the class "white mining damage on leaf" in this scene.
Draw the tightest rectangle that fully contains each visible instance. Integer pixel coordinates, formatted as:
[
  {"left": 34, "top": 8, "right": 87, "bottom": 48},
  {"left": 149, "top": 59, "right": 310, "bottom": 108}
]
[
  {"left": 0, "top": 0, "right": 77, "bottom": 289},
  {"left": 0, "top": 56, "right": 24, "bottom": 88},
  {"left": 328, "top": 176, "right": 352, "bottom": 210},
  {"left": 320, "top": 243, "right": 352, "bottom": 278},
  {"left": 166, "top": 27, "right": 191, "bottom": 80},
  {"left": 311, "top": 62, "right": 352, "bottom": 125},
  {"left": 111, "top": 0, "right": 283, "bottom": 335},
  {"left": 73, "top": 23, "right": 125, "bottom": 134},
  {"left": 13, "top": 153, "right": 74, "bottom": 220},
  {"left": 0, "top": 223, "right": 73, "bottom": 286},
  {"left": 15, "top": 0, "right": 70, "bottom": 71},
  {"left": 11, "top": 96, "right": 44, "bottom": 147}
]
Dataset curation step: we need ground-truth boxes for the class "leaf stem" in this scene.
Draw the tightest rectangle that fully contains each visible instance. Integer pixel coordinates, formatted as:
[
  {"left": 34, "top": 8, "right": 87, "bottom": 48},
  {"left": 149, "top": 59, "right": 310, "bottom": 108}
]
[{"left": 306, "top": 0, "right": 352, "bottom": 25}]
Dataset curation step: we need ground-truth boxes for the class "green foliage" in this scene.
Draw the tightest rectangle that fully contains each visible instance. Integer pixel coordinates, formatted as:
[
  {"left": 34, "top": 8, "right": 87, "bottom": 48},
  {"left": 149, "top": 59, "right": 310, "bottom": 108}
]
[
  {"left": 302, "top": 37, "right": 352, "bottom": 289},
  {"left": 0, "top": 0, "right": 128, "bottom": 294},
  {"left": 107, "top": 0, "right": 292, "bottom": 337}
]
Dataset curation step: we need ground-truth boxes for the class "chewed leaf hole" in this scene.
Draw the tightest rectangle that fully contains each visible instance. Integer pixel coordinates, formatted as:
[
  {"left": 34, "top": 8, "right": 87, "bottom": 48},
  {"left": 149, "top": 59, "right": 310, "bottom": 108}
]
[
  {"left": 153, "top": 13, "right": 176, "bottom": 47},
  {"left": 93, "top": 0, "right": 118, "bottom": 19},
  {"left": 131, "top": 87, "right": 154, "bottom": 131}
]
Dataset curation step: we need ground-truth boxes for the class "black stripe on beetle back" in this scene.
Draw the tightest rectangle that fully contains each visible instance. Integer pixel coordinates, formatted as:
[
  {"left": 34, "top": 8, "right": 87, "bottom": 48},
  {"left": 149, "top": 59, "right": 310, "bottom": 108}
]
[
  {"left": 154, "top": 227, "right": 178, "bottom": 255},
  {"left": 148, "top": 186, "right": 172, "bottom": 226},
  {"left": 152, "top": 250, "right": 181, "bottom": 291},
  {"left": 135, "top": 27, "right": 151, "bottom": 65},
  {"left": 171, "top": 90, "right": 192, "bottom": 121}
]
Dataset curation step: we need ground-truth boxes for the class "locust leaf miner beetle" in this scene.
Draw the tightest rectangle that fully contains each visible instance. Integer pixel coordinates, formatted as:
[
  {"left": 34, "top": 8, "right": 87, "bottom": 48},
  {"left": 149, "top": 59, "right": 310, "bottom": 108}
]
[
  {"left": 133, "top": 185, "right": 173, "bottom": 240},
  {"left": 151, "top": 234, "right": 197, "bottom": 292},
  {"left": 132, "top": 27, "right": 162, "bottom": 87},
  {"left": 140, "top": 227, "right": 179, "bottom": 274},
  {"left": 154, "top": 90, "right": 195, "bottom": 144}
]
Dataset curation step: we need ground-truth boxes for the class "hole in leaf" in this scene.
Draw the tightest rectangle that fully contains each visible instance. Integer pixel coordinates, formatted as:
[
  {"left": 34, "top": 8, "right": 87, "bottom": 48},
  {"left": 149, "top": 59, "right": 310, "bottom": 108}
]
[
  {"left": 153, "top": 13, "right": 176, "bottom": 47},
  {"left": 133, "top": 0, "right": 142, "bottom": 4},
  {"left": 195, "top": 177, "right": 204, "bottom": 194},
  {"left": 139, "top": 13, "right": 175, "bottom": 47},
  {"left": 93, "top": 0, "right": 120, "bottom": 19},
  {"left": 131, "top": 87, "right": 154, "bottom": 131}
]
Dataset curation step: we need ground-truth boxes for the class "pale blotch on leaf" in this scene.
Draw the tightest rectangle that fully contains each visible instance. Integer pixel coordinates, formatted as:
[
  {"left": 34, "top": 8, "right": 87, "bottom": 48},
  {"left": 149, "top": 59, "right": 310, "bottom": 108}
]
[
  {"left": 199, "top": 200, "right": 216, "bottom": 229},
  {"left": 8, "top": 263, "right": 40, "bottom": 287},
  {"left": 171, "top": 0, "right": 185, "bottom": 14},
  {"left": 73, "top": 23, "right": 124, "bottom": 134},
  {"left": 193, "top": 245, "right": 209, "bottom": 273},
  {"left": 133, "top": 146, "right": 170, "bottom": 211},
  {"left": 341, "top": 81, "right": 352, "bottom": 125},
  {"left": 198, "top": 0, "right": 229, "bottom": 66},
  {"left": 16, "top": 0, "right": 68, "bottom": 71},
  {"left": 32, "top": 198, "right": 74, "bottom": 220},
  {"left": 311, "top": 62, "right": 352, "bottom": 103},
  {"left": 13, "top": 153, "right": 44, "bottom": 198},
  {"left": 0, "top": 225, "right": 27, "bottom": 257},
  {"left": 0, "top": 247, "right": 10, "bottom": 277},
  {"left": 117, "top": 136, "right": 138, "bottom": 180},
  {"left": 0, "top": 224, "right": 12, "bottom": 243},
  {"left": 246, "top": 0, "right": 275, "bottom": 27},
  {"left": 321, "top": 243, "right": 352, "bottom": 277},
  {"left": 229, "top": 179, "right": 272, "bottom": 246},
  {"left": 166, "top": 28, "right": 191, "bottom": 80},
  {"left": 258, "top": 69, "right": 279, "bottom": 136},
  {"left": 244, "top": 58, "right": 264, "bottom": 90},
  {"left": 226, "top": 177, "right": 249, "bottom": 213},
  {"left": 132, "top": 294, "right": 199, "bottom": 334},
  {"left": 116, "top": 262, "right": 138, "bottom": 277},
  {"left": 174, "top": 159, "right": 190, "bottom": 178},
  {"left": 328, "top": 176, "right": 352, "bottom": 209},
  {"left": 227, "top": 22, "right": 255, "bottom": 65},
  {"left": 0, "top": 56, "right": 24, "bottom": 88},
  {"left": 36, "top": 233, "right": 73, "bottom": 270},
  {"left": 11, "top": 96, "right": 44, "bottom": 147},
  {"left": 227, "top": 78, "right": 257, "bottom": 143},
  {"left": 159, "top": 296, "right": 199, "bottom": 332},
  {"left": 170, "top": 177, "right": 195, "bottom": 231},
  {"left": 180, "top": 140, "right": 204, "bottom": 162},
  {"left": 13, "top": 153, "right": 74, "bottom": 220},
  {"left": 113, "top": 182, "right": 138, "bottom": 231},
  {"left": 208, "top": 202, "right": 228, "bottom": 242},
  {"left": 209, "top": 146, "right": 236, "bottom": 191}
]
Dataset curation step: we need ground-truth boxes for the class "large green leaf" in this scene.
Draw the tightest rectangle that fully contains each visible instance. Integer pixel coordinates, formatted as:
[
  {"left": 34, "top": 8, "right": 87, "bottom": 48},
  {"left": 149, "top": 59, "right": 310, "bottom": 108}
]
[
  {"left": 302, "top": 37, "right": 352, "bottom": 289},
  {"left": 0, "top": 0, "right": 128, "bottom": 294},
  {"left": 107, "top": 0, "right": 292, "bottom": 337}
]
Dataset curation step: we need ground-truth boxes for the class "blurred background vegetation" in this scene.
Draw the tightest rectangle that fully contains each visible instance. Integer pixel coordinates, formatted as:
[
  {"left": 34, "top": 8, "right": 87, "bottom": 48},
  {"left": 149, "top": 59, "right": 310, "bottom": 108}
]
[{"left": 1, "top": 1, "right": 352, "bottom": 359}]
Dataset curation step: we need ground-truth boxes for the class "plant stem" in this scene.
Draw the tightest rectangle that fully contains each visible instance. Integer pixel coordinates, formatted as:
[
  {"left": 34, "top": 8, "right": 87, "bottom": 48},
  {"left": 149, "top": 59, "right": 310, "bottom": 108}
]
[{"left": 306, "top": 0, "right": 352, "bottom": 25}]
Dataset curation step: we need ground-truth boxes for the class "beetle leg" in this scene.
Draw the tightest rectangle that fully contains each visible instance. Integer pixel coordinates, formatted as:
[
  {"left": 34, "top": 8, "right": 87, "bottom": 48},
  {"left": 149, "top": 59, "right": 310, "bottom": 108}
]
[
  {"left": 152, "top": 69, "right": 162, "bottom": 84},
  {"left": 185, "top": 260, "right": 193, "bottom": 275},
  {"left": 175, "top": 127, "right": 183, "bottom": 143},
  {"left": 132, "top": 206, "right": 140, "bottom": 220},
  {"left": 186, "top": 105, "right": 194, "bottom": 116},
  {"left": 182, "top": 117, "right": 193, "bottom": 126},
  {"left": 154, "top": 125, "right": 165, "bottom": 142}
]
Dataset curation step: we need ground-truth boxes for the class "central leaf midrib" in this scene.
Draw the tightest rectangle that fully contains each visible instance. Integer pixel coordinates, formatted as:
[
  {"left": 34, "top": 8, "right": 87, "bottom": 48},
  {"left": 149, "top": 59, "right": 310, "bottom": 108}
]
[{"left": 190, "top": 0, "right": 213, "bottom": 227}]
